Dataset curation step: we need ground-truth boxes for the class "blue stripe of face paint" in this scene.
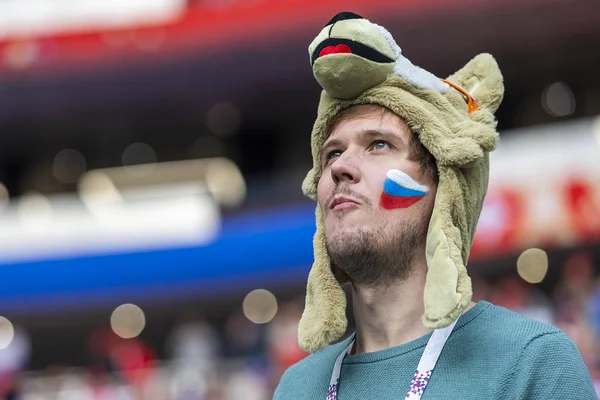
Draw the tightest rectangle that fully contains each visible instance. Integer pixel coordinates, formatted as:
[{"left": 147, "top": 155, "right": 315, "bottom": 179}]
[{"left": 383, "top": 178, "right": 427, "bottom": 197}]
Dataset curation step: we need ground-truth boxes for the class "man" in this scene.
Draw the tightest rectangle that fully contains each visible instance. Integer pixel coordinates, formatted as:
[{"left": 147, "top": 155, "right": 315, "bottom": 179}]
[{"left": 273, "top": 12, "right": 597, "bottom": 399}]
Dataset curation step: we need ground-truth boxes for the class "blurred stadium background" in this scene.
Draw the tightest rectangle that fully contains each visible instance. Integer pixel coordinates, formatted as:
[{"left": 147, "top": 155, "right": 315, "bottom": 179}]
[{"left": 0, "top": 0, "right": 600, "bottom": 398}]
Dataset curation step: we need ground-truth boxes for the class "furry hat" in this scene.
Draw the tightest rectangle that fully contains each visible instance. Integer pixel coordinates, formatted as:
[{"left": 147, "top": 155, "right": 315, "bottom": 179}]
[{"left": 298, "top": 12, "right": 504, "bottom": 353}]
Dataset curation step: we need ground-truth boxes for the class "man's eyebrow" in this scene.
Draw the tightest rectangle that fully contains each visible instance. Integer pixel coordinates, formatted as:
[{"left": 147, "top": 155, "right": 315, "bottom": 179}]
[{"left": 359, "top": 128, "right": 406, "bottom": 146}]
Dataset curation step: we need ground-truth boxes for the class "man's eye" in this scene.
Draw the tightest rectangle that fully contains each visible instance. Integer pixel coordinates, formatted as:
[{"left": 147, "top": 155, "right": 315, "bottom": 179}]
[
  {"left": 327, "top": 150, "right": 342, "bottom": 160},
  {"left": 371, "top": 140, "right": 390, "bottom": 151}
]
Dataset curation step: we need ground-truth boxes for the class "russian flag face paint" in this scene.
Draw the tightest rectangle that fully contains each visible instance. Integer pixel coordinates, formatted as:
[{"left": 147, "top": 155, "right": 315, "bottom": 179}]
[{"left": 380, "top": 169, "right": 429, "bottom": 210}]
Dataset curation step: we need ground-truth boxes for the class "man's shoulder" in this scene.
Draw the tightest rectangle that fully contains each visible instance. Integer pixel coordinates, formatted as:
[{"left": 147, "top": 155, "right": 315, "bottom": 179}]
[
  {"left": 477, "top": 303, "right": 597, "bottom": 398},
  {"left": 472, "top": 301, "right": 562, "bottom": 345},
  {"left": 470, "top": 303, "right": 575, "bottom": 355},
  {"left": 279, "top": 336, "right": 350, "bottom": 379},
  {"left": 450, "top": 302, "right": 596, "bottom": 398},
  {"left": 273, "top": 336, "right": 352, "bottom": 400}
]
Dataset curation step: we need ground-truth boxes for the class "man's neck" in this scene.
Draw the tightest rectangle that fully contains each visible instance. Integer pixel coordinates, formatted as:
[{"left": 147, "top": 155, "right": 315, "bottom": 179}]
[{"left": 350, "top": 265, "right": 431, "bottom": 354}]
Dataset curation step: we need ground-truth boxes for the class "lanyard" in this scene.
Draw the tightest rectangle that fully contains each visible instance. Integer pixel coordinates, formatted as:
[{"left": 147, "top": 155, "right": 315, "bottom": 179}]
[{"left": 326, "top": 317, "right": 459, "bottom": 400}]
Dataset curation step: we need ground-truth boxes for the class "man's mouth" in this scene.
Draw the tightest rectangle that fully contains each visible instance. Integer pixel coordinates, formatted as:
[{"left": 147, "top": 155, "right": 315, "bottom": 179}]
[{"left": 330, "top": 196, "right": 360, "bottom": 211}]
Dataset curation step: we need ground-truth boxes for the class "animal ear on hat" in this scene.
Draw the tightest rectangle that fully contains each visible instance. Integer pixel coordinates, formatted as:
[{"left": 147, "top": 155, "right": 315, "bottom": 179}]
[
  {"left": 419, "top": 53, "right": 503, "bottom": 168},
  {"left": 308, "top": 12, "right": 397, "bottom": 99},
  {"left": 444, "top": 53, "right": 504, "bottom": 115}
]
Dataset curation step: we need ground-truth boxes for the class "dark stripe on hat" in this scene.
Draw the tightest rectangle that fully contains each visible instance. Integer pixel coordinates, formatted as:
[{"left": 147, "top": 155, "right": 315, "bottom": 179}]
[
  {"left": 311, "top": 38, "right": 395, "bottom": 66},
  {"left": 324, "top": 12, "right": 364, "bottom": 28}
]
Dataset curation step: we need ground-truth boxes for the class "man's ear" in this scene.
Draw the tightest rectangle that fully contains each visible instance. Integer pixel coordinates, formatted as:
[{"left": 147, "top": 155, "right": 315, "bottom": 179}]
[{"left": 445, "top": 53, "right": 504, "bottom": 115}]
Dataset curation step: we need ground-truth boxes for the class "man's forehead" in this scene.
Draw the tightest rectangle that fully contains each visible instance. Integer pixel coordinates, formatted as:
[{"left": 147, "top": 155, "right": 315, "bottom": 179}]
[{"left": 324, "top": 111, "right": 411, "bottom": 143}]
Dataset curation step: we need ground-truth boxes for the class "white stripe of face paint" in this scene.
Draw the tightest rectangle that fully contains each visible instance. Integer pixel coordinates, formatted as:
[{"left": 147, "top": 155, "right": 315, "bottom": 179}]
[{"left": 386, "top": 169, "right": 430, "bottom": 193}]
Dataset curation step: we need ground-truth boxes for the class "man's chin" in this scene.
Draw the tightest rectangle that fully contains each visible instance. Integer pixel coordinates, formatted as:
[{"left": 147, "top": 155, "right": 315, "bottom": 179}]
[
  {"left": 326, "top": 209, "right": 370, "bottom": 228},
  {"left": 325, "top": 225, "right": 371, "bottom": 246}
]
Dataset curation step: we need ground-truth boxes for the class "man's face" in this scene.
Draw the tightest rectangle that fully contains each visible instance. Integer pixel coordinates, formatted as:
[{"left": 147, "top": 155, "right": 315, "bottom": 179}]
[{"left": 316, "top": 106, "right": 437, "bottom": 285}]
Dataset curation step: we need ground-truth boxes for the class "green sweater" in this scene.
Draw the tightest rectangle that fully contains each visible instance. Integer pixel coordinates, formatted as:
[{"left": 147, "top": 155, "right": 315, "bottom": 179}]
[{"left": 274, "top": 301, "right": 598, "bottom": 399}]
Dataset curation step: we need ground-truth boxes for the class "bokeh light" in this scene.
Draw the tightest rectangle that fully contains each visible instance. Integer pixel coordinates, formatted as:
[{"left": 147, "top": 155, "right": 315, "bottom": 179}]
[
  {"left": 53, "top": 149, "right": 87, "bottom": 184},
  {"left": 110, "top": 303, "right": 146, "bottom": 339},
  {"left": 3, "top": 40, "right": 39, "bottom": 70},
  {"left": 242, "top": 289, "right": 278, "bottom": 324},
  {"left": 0, "top": 316, "right": 15, "bottom": 350},
  {"left": 122, "top": 142, "right": 157, "bottom": 176},
  {"left": 517, "top": 248, "right": 549, "bottom": 284},
  {"left": 206, "top": 102, "right": 242, "bottom": 137},
  {"left": 132, "top": 28, "right": 167, "bottom": 51},
  {"left": 541, "top": 82, "right": 576, "bottom": 117},
  {"left": 205, "top": 158, "right": 247, "bottom": 207}
]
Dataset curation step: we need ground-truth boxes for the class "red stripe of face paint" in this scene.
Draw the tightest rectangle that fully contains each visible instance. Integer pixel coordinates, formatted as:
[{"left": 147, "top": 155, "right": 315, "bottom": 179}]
[{"left": 379, "top": 193, "right": 424, "bottom": 210}]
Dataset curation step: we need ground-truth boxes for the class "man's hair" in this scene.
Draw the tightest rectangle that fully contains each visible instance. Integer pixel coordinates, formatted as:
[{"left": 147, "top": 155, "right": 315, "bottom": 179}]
[{"left": 327, "top": 104, "right": 439, "bottom": 184}]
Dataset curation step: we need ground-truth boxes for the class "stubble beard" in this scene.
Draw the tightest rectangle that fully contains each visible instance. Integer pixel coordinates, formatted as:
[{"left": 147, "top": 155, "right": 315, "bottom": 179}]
[{"left": 325, "top": 217, "right": 427, "bottom": 288}]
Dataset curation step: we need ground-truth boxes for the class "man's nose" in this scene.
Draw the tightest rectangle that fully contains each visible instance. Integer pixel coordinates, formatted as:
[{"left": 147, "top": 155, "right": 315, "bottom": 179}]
[{"left": 330, "top": 152, "right": 361, "bottom": 185}]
